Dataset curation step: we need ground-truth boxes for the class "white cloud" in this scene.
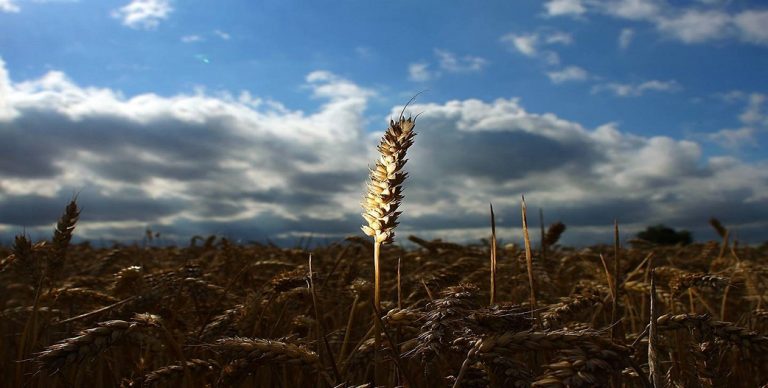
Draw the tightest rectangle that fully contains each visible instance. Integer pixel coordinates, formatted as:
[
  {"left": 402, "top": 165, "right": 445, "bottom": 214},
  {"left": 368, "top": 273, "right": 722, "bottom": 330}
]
[
  {"left": 213, "top": 29, "right": 231, "bottom": 40},
  {"left": 711, "top": 93, "right": 768, "bottom": 148},
  {"left": 434, "top": 49, "right": 488, "bottom": 73},
  {"left": 709, "top": 127, "right": 756, "bottom": 149},
  {"left": 0, "top": 57, "right": 16, "bottom": 120},
  {"left": 501, "top": 33, "right": 539, "bottom": 57},
  {"left": 181, "top": 35, "right": 202, "bottom": 43},
  {"left": 734, "top": 10, "right": 768, "bottom": 45},
  {"left": 386, "top": 98, "right": 768, "bottom": 243},
  {"left": 656, "top": 9, "right": 731, "bottom": 43},
  {"left": 408, "top": 63, "right": 433, "bottom": 82},
  {"left": 592, "top": 80, "right": 681, "bottom": 97},
  {"left": 0, "top": 0, "right": 19, "bottom": 12},
  {"left": 740, "top": 93, "right": 767, "bottom": 125},
  {"left": 619, "top": 28, "right": 634, "bottom": 49},
  {"left": 543, "top": 1, "right": 768, "bottom": 46},
  {"left": 546, "top": 66, "right": 589, "bottom": 84},
  {"left": 407, "top": 50, "right": 488, "bottom": 82},
  {"left": 500, "top": 30, "right": 572, "bottom": 65},
  {"left": 0, "top": 60, "right": 375, "bottom": 242},
  {"left": 715, "top": 90, "right": 747, "bottom": 104},
  {"left": 599, "top": 0, "right": 661, "bottom": 21},
  {"left": 111, "top": 0, "right": 172, "bottom": 30},
  {"left": 543, "top": 0, "right": 586, "bottom": 17},
  {"left": 545, "top": 31, "right": 574, "bottom": 45}
]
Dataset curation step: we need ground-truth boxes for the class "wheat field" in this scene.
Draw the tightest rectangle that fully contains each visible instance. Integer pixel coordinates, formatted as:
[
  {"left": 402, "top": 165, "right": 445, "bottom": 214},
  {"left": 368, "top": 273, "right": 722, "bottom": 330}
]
[
  {"left": 1, "top": 199, "right": 767, "bottom": 387},
  {"left": 1, "top": 116, "right": 767, "bottom": 387}
]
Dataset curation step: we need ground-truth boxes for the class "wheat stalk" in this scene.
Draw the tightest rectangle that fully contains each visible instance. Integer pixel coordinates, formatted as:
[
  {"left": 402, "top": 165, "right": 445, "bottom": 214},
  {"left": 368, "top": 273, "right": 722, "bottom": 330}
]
[
  {"left": 361, "top": 115, "right": 416, "bottom": 310},
  {"left": 35, "top": 313, "right": 162, "bottom": 372}
]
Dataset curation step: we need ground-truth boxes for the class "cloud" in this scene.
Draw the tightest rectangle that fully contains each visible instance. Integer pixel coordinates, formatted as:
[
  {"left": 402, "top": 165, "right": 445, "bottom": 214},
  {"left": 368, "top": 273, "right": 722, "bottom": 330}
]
[
  {"left": 408, "top": 63, "right": 433, "bottom": 82},
  {"left": 619, "top": 28, "right": 635, "bottom": 49},
  {"left": 434, "top": 49, "right": 489, "bottom": 73},
  {"left": 546, "top": 66, "right": 589, "bottom": 84},
  {"left": 500, "top": 30, "right": 572, "bottom": 65},
  {"left": 0, "top": 0, "right": 19, "bottom": 12},
  {"left": 710, "top": 93, "right": 768, "bottom": 148},
  {"left": 734, "top": 10, "right": 768, "bottom": 45},
  {"left": 111, "top": 0, "right": 172, "bottom": 30},
  {"left": 545, "top": 31, "right": 574, "bottom": 45},
  {"left": 386, "top": 99, "right": 768, "bottom": 243},
  {"left": 543, "top": 1, "right": 768, "bottom": 46},
  {"left": 407, "top": 50, "right": 488, "bottom": 82},
  {"left": 543, "top": 0, "right": 585, "bottom": 17},
  {"left": 1, "top": 60, "right": 767, "bottom": 245},
  {"left": 592, "top": 80, "right": 681, "bottom": 97},
  {"left": 0, "top": 60, "right": 373, "bottom": 243},
  {"left": 599, "top": 0, "right": 661, "bottom": 21},
  {"left": 656, "top": 9, "right": 731, "bottom": 43},
  {"left": 502, "top": 33, "right": 539, "bottom": 57},
  {"left": 0, "top": 58, "right": 15, "bottom": 120},
  {"left": 181, "top": 35, "right": 203, "bottom": 43},
  {"left": 213, "top": 29, "right": 231, "bottom": 40}
]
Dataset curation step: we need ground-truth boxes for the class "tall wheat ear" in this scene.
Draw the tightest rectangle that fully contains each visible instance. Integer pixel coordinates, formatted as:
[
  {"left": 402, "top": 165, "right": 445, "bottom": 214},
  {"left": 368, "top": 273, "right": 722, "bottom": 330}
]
[{"left": 361, "top": 113, "right": 416, "bottom": 310}]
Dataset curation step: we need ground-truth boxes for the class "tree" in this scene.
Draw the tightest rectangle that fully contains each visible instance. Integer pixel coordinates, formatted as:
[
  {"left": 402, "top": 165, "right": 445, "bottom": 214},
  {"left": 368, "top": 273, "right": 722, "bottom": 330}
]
[{"left": 637, "top": 224, "right": 692, "bottom": 245}]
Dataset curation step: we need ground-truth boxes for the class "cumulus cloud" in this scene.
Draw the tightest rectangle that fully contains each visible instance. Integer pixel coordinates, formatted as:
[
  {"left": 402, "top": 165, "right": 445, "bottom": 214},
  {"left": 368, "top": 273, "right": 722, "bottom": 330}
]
[
  {"left": 434, "top": 49, "right": 488, "bottom": 73},
  {"left": 0, "top": 0, "right": 19, "bottom": 12},
  {"left": 546, "top": 66, "right": 589, "bottom": 84},
  {"left": 543, "top": 0, "right": 586, "bottom": 17},
  {"left": 619, "top": 28, "right": 635, "bottom": 49},
  {"left": 543, "top": 1, "right": 768, "bottom": 46},
  {"left": 500, "top": 30, "right": 572, "bottom": 65},
  {"left": 407, "top": 49, "right": 487, "bottom": 82},
  {"left": 1, "top": 60, "right": 767, "bottom": 245},
  {"left": 600, "top": 0, "right": 661, "bottom": 21},
  {"left": 387, "top": 98, "right": 768, "bottom": 243},
  {"left": 0, "top": 60, "right": 372, "bottom": 242},
  {"left": 656, "top": 9, "right": 731, "bottom": 43},
  {"left": 180, "top": 35, "right": 202, "bottom": 43},
  {"left": 592, "top": 80, "right": 681, "bottom": 97},
  {"left": 735, "top": 10, "right": 768, "bottom": 45},
  {"left": 710, "top": 93, "right": 768, "bottom": 148},
  {"left": 408, "top": 63, "right": 433, "bottom": 82},
  {"left": 213, "top": 29, "right": 231, "bottom": 40},
  {"left": 111, "top": 0, "right": 172, "bottom": 30}
]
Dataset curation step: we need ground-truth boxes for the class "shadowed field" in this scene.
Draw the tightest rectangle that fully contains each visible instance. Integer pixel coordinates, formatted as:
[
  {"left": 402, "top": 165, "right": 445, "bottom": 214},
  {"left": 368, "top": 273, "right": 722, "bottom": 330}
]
[{"left": 1, "top": 206, "right": 767, "bottom": 387}]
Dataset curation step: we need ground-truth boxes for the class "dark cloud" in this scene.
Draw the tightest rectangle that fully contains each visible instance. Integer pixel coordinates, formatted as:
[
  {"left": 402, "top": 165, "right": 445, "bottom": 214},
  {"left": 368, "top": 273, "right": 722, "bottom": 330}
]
[
  {"left": 410, "top": 128, "right": 598, "bottom": 182},
  {"left": 2, "top": 66, "right": 768, "bottom": 246},
  {"left": 0, "top": 191, "right": 184, "bottom": 227}
]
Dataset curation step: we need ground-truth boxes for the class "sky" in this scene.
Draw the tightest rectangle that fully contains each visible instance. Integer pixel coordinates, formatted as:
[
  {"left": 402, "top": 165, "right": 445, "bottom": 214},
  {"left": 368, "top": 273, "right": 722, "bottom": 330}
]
[{"left": 1, "top": 0, "right": 767, "bottom": 246}]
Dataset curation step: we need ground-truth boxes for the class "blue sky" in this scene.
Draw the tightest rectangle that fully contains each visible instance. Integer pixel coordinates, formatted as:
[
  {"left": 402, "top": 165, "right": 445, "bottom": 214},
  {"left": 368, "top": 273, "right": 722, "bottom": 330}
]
[{"left": 1, "top": 0, "right": 767, "bottom": 245}]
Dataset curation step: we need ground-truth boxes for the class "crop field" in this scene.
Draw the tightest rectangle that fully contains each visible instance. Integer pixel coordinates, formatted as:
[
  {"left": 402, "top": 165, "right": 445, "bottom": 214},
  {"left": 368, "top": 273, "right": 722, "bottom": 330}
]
[
  {"left": 1, "top": 207, "right": 767, "bottom": 387},
  {"left": 2, "top": 118, "right": 768, "bottom": 388}
]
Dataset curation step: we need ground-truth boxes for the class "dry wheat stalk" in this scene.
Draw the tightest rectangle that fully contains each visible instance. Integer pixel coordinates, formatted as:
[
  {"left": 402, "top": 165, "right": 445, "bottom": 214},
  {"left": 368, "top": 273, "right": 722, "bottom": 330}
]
[
  {"left": 476, "top": 328, "right": 629, "bottom": 355},
  {"left": 532, "top": 347, "right": 628, "bottom": 387},
  {"left": 213, "top": 337, "right": 327, "bottom": 386},
  {"left": 35, "top": 313, "right": 162, "bottom": 372},
  {"left": 408, "top": 284, "right": 481, "bottom": 363},
  {"left": 361, "top": 115, "right": 416, "bottom": 309},
  {"left": 133, "top": 358, "right": 219, "bottom": 387},
  {"left": 211, "top": 337, "right": 321, "bottom": 368},
  {"left": 543, "top": 222, "right": 566, "bottom": 249},
  {"left": 670, "top": 272, "right": 730, "bottom": 296},
  {"left": 709, "top": 218, "right": 727, "bottom": 239},
  {"left": 50, "top": 199, "right": 80, "bottom": 275},
  {"left": 542, "top": 294, "right": 603, "bottom": 329},
  {"left": 45, "top": 287, "right": 118, "bottom": 305},
  {"left": 753, "top": 309, "right": 768, "bottom": 322},
  {"left": 657, "top": 313, "right": 768, "bottom": 351}
]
